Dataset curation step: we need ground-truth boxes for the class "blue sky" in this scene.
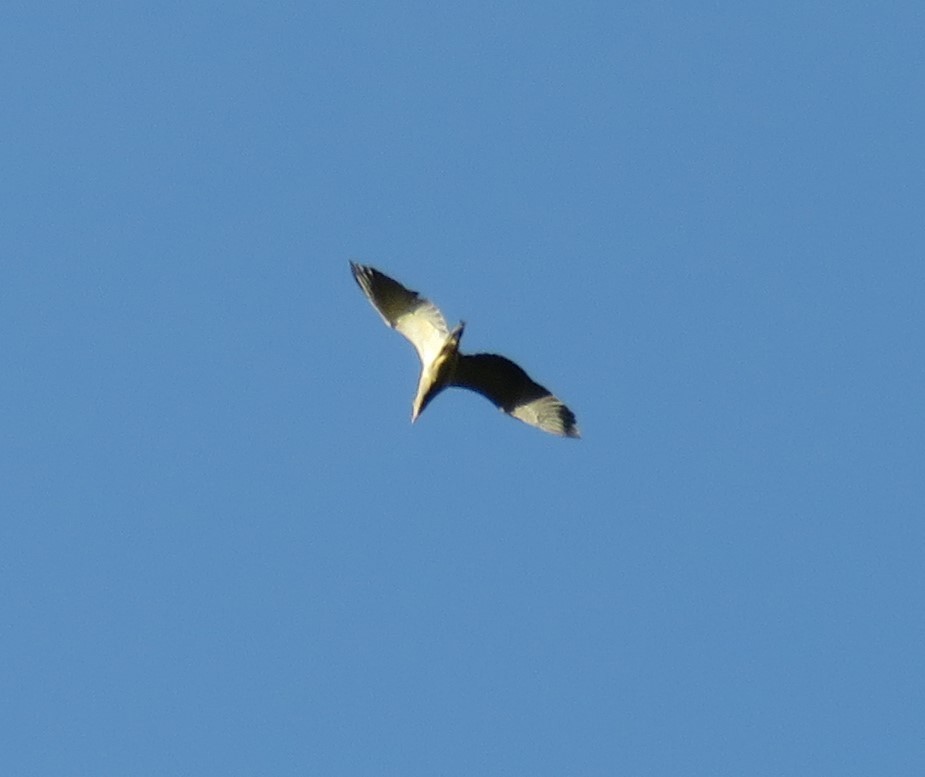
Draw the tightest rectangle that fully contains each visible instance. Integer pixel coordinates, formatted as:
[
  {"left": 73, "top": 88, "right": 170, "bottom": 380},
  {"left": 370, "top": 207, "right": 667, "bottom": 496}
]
[{"left": 3, "top": 2, "right": 923, "bottom": 775}]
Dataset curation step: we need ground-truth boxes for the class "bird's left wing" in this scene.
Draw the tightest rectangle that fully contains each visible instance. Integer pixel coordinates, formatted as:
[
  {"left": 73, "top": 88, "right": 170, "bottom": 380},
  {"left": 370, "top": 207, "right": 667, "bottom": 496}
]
[
  {"left": 452, "top": 353, "right": 580, "bottom": 438},
  {"left": 350, "top": 262, "right": 450, "bottom": 366}
]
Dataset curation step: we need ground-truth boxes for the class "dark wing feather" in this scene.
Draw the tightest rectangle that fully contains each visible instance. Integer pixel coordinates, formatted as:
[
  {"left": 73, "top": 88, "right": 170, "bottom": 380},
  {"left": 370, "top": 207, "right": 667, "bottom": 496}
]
[
  {"left": 350, "top": 262, "right": 449, "bottom": 366},
  {"left": 452, "top": 353, "right": 580, "bottom": 438}
]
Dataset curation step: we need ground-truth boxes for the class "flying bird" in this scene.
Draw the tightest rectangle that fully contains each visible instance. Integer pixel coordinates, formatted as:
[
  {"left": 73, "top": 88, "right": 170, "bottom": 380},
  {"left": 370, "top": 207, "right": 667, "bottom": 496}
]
[{"left": 350, "top": 262, "right": 580, "bottom": 438}]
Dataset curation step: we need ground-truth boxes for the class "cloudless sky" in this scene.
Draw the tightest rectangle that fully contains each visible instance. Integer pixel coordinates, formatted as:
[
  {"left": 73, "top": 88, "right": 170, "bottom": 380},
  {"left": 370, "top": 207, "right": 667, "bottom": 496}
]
[{"left": 3, "top": 2, "right": 924, "bottom": 775}]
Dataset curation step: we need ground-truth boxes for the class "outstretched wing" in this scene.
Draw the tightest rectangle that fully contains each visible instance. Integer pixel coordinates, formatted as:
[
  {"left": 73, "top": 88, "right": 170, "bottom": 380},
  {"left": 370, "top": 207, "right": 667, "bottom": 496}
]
[
  {"left": 350, "top": 262, "right": 450, "bottom": 366},
  {"left": 452, "top": 353, "right": 580, "bottom": 438}
]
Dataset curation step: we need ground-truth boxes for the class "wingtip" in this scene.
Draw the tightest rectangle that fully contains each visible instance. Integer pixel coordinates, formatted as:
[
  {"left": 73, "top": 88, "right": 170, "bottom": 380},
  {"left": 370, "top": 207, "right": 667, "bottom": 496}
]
[
  {"left": 560, "top": 408, "right": 580, "bottom": 439},
  {"left": 350, "top": 261, "right": 373, "bottom": 294}
]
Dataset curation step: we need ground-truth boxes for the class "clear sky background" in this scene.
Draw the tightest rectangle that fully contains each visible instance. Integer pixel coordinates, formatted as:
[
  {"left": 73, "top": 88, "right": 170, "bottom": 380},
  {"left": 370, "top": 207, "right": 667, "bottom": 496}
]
[{"left": 3, "top": 3, "right": 923, "bottom": 775}]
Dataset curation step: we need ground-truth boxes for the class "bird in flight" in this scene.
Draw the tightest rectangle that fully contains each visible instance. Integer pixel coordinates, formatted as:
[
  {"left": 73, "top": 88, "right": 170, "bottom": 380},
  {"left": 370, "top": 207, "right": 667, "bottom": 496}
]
[{"left": 350, "top": 262, "right": 580, "bottom": 438}]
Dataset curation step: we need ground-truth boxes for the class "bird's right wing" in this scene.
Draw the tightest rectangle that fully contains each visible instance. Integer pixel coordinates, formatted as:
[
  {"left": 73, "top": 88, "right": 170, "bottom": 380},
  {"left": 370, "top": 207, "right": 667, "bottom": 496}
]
[
  {"left": 453, "top": 353, "right": 580, "bottom": 438},
  {"left": 350, "top": 262, "right": 450, "bottom": 366}
]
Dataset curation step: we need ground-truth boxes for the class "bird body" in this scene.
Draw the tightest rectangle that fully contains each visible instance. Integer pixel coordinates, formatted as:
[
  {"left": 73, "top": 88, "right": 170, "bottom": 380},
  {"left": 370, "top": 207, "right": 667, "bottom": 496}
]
[
  {"left": 412, "top": 322, "right": 464, "bottom": 422},
  {"left": 350, "top": 262, "right": 579, "bottom": 438}
]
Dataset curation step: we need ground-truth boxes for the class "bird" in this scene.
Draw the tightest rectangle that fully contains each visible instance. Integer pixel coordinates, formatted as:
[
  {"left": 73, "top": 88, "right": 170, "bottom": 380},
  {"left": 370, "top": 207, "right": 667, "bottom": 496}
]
[{"left": 350, "top": 262, "right": 580, "bottom": 438}]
